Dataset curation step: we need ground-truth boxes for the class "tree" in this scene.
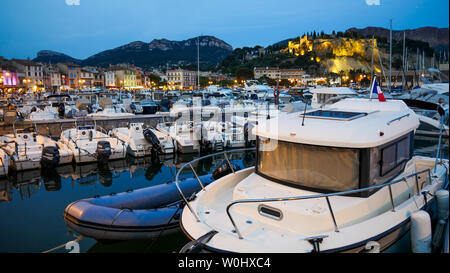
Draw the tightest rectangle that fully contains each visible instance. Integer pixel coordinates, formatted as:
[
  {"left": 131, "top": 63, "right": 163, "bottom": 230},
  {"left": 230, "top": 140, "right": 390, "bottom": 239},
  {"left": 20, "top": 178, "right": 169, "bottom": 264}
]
[{"left": 235, "top": 67, "right": 253, "bottom": 81}]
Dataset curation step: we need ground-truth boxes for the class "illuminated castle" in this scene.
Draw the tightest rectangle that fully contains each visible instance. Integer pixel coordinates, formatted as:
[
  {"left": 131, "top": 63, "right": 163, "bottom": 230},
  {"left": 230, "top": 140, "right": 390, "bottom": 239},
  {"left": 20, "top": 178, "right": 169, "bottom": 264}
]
[{"left": 285, "top": 35, "right": 381, "bottom": 73}]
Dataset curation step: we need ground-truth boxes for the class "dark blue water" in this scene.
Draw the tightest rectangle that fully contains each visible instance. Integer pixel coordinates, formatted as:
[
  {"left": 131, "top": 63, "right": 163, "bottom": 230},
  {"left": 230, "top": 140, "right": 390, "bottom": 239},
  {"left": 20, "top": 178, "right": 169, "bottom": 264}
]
[{"left": 0, "top": 137, "right": 447, "bottom": 253}]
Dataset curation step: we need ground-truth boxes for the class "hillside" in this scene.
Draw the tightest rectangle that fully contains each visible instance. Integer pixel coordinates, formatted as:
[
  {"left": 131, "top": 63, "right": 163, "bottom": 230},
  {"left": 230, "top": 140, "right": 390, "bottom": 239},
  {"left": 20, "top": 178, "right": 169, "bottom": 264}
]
[
  {"left": 219, "top": 27, "right": 444, "bottom": 78},
  {"left": 33, "top": 50, "right": 81, "bottom": 64},
  {"left": 33, "top": 36, "right": 233, "bottom": 70},
  {"left": 346, "top": 26, "right": 449, "bottom": 50}
]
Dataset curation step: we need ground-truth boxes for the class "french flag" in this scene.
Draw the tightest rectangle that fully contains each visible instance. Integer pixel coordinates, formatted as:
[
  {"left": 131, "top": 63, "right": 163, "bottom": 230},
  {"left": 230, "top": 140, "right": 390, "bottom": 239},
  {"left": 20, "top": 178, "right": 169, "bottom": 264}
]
[{"left": 370, "top": 77, "right": 386, "bottom": 102}]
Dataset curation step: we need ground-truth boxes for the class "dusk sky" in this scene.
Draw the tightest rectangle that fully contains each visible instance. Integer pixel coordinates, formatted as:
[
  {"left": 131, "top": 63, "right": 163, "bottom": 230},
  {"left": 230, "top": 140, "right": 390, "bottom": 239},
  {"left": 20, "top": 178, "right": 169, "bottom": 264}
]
[{"left": 1, "top": 0, "right": 448, "bottom": 60}]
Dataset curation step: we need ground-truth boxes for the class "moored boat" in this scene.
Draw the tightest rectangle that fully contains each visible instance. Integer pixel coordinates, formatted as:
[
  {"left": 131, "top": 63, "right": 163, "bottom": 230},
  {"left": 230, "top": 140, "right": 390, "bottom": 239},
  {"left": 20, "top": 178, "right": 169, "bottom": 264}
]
[{"left": 179, "top": 98, "right": 449, "bottom": 253}]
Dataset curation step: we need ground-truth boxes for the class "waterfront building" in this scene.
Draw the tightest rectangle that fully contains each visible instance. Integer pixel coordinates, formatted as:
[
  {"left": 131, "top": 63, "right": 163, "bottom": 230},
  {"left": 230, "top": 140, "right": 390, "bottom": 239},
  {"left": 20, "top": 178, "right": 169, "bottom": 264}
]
[
  {"left": 57, "top": 63, "right": 81, "bottom": 89},
  {"left": 11, "top": 59, "right": 44, "bottom": 90},
  {"left": 108, "top": 65, "right": 137, "bottom": 89},
  {"left": 136, "top": 68, "right": 143, "bottom": 88},
  {"left": 254, "top": 67, "right": 305, "bottom": 83},
  {"left": 166, "top": 69, "right": 197, "bottom": 89},
  {"left": 93, "top": 71, "right": 105, "bottom": 88},
  {"left": 43, "top": 64, "right": 62, "bottom": 92},
  {"left": 104, "top": 71, "right": 116, "bottom": 88},
  {"left": 80, "top": 69, "right": 94, "bottom": 88},
  {"left": 0, "top": 57, "right": 20, "bottom": 91}
]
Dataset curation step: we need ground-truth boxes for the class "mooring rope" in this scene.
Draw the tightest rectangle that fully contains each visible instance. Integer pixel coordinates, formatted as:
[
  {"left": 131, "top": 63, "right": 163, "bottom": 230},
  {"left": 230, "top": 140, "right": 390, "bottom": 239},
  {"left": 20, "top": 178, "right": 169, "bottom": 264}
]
[{"left": 42, "top": 235, "right": 84, "bottom": 253}]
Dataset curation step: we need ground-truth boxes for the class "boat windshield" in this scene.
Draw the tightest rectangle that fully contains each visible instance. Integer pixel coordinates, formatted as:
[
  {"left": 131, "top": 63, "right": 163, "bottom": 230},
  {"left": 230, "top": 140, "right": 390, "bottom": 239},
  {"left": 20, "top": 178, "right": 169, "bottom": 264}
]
[{"left": 256, "top": 137, "right": 360, "bottom": 192}]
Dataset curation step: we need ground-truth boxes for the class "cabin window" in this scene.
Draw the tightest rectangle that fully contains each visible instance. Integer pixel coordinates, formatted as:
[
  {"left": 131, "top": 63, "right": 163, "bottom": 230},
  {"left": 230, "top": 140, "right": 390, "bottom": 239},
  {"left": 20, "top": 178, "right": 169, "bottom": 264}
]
[
  {"left": 256, "top": 137, "right": 360, "bottom": 192},
  {"left": 380, "top": 136, "right": 410, "bottom": 176},
  {"left": 364, "top": 132, "right": 414, "bottom": 192}
]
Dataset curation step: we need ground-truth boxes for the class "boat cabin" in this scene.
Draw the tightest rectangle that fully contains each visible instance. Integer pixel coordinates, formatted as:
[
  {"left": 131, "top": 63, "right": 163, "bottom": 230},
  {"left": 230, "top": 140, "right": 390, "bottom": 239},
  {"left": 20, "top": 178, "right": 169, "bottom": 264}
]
[{"left": 253, "top": 98, "right": 419, "bottom": 197}]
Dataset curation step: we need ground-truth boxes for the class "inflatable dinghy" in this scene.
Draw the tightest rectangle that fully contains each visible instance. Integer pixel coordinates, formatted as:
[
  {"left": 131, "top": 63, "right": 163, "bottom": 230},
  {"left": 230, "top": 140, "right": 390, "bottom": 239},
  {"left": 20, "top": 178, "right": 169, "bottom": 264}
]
[{"left": 63, "top": 175, "right": 214, "bottom": 241}]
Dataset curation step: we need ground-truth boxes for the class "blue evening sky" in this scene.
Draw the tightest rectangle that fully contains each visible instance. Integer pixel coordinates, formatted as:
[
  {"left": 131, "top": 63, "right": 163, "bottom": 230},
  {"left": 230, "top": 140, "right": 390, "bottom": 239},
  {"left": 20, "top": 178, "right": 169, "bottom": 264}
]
[{"left": 0, "top": 0, "right": 448, "bottom": 60}]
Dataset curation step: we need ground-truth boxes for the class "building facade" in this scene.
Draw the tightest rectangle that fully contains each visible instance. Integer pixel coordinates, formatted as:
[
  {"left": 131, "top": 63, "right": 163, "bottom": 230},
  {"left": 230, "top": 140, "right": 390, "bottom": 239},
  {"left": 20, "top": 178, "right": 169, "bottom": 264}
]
[
  {"left": 254, "top": 67, "right": 305, "bottom": 82},
  {"left": 43, "top": 64, "right": 61, "bottom": 91},
  {"left": 57, "top": 63, "right": 81, "bottom": 89},
  {"left": 11, "top": 59, "right": 44, "bottom": 90},
  {"left": 104, "top": 71, "right": 116, "bottom": 88},
  {"left": 166, "top": 69, "right": 197, "bottom": 89}
]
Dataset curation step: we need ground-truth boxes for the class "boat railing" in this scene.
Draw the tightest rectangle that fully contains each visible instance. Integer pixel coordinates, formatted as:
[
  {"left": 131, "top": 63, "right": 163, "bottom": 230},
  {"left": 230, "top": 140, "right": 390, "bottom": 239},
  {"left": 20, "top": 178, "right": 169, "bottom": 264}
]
[
  {"left": 174, "top": 147, "right": 256, "bottom": 222},
  {"left": 226, "top": 168, "right": 433, "bottom": 239}
]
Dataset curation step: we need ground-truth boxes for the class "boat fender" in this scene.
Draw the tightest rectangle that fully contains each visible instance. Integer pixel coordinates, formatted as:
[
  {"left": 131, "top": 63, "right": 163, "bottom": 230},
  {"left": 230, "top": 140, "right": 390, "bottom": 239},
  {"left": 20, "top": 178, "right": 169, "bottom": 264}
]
[
  {"left": 436, "top": 190, "right": 449, "bottom": 221},
  {"left": 89, "top": 130, "right": 93, "bottom": 142},
  {"left": 96, "top": 141, "right": 112, "bottom": 163},
  {"left": 411, "top": 210, "right": 432, "bottom": 253},
  {"left": 41, "top": 146, "right": 60, "bottom": 168},
  {"left": 361, "top": 241, "right": 380, "bottom": 253}
]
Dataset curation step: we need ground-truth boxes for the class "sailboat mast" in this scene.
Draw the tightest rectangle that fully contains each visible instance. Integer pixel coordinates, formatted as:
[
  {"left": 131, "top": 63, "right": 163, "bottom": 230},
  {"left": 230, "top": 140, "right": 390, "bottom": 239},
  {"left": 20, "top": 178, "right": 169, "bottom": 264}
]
[
  {"left": 370, "top": 35, "right": 374, "bottom": 82},
  {"left": 197, "top": 36, "right": 200, "bottom": 91},
  {"left": 389, "top": 19, "right": 392, "bottom": 92},
  {"left": 402, "top": 31, "right": 406, "bottom": 91}
]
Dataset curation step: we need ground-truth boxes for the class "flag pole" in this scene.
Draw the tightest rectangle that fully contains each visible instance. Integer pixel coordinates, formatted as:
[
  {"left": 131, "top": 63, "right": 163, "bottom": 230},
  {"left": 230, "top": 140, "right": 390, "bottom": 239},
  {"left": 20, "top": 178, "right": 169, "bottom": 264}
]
[{"left": 369, "top": 76, "right": 376, "bottom": 101}]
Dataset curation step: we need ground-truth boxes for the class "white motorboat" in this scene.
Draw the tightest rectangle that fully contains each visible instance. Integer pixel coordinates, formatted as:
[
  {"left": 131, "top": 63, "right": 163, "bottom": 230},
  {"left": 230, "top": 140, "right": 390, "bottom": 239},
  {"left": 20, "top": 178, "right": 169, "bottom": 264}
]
[
  {"left": 28, "top": 107, "right": 59, "bottom": 121},
  {"left": 179, "top": 98, "right": 449, "bottom": 253},
  {"left": 60, "top": 118, "right": 127, "bottom": 164},
  {"left": 88, "top": 105, "right": 134, "bottom": 118},
  {"left": 211, "top": 121, "right": 246, "bottom": 149},
  {"left": 0, "top": 148, "right": 11, "bottom": 177},
  {"left": 110, "top": 122, "right": 175, "bottom": 157},
  {"left": 156, "top": 121, "right": 200, "bottom": 154},
  {"left": 415, "top": 111, "right": 449, "bottom": 138},
  {"left": 0, "top": 121, "right": 73, "bottom": 171},
  {"left": 198, "top": 121, "right": 225, "bottom": 152}
]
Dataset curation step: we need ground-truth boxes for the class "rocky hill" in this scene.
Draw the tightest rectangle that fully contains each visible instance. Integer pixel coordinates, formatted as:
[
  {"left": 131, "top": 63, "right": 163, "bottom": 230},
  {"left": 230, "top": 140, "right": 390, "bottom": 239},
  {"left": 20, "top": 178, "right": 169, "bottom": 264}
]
[
  {"left": 33, "top": 36, "right": 233, "bottom": 69},
  {"left": 33, "top": 50, "right": 81, "bottom": 64},
  {"left": 346, "top": 26, "right": 449, "bottom": 49}
]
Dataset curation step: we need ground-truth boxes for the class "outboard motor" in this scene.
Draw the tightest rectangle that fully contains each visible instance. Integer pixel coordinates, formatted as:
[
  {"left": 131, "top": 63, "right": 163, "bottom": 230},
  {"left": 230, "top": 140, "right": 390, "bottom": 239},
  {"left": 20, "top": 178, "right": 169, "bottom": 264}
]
[
  {"left": 143, "top": 128, "right": 163, "bottom": 155},
  {"left": 212, "top": 159, "right": 241, "bottom": 180},
  {"left": 196, "top": 124, "right": 211, "bottom": 154},
  {"left": 87, "top": 104, "right": 93, "bottom": 114},
  {"left": 96, "top": 141, "right": 112, "bottom": 163},
  {"left": 130, "top": 103, "right": 137, "bottom": 113},
  {"left": 244, "top": 122, "right": 256, "bottom": 147},
  {"left": 41, "top": 146, "right": 60, "bottom": 168},
  {"left": 57, "top": 104, "right": 65, "bottom": 118}
]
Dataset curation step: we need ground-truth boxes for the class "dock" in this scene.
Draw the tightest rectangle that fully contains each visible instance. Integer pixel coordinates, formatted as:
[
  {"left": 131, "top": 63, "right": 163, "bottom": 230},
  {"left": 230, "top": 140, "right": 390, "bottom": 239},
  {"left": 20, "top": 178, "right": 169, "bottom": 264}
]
[{"left": 0, "top": 113, "right": 171, "bottom": 138}]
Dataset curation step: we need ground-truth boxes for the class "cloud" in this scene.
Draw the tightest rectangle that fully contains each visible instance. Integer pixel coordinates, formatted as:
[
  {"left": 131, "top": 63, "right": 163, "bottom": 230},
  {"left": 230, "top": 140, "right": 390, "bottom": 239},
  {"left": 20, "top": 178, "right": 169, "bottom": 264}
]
[{"left": 365, "top": 0, "right": 380, "bottom": 5}]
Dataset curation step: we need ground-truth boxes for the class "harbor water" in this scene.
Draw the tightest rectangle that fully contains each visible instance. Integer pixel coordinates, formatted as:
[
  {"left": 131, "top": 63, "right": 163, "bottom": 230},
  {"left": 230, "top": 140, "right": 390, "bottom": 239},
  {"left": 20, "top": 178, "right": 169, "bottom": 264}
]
[{"left": 0, "top": 136, "right": 447, "bottom": 253}]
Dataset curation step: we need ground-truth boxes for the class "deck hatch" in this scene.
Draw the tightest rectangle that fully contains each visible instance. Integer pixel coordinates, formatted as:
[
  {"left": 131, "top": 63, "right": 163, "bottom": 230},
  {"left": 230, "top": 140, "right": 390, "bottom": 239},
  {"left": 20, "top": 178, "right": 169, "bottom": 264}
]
[{"left": 301, "top": 110, "right": 367, "bottom": 121}]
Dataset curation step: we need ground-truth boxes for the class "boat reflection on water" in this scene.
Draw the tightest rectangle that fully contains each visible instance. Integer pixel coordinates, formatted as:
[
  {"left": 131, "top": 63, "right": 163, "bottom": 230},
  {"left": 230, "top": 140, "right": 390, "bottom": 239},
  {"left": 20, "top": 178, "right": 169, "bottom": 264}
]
[
  {"left": 0, "top": 150, "right": 256, "bottom": 253},
  {"left": 87, "top": 228, "right": 190, "bottom": 253}
]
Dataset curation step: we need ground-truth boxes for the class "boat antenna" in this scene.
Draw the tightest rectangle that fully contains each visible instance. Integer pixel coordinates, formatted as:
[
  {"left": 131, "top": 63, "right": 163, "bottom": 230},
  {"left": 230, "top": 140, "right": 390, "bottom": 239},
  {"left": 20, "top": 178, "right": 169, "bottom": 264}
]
[{"left": 389, "top": 19, "right": 392, "bottom": 93}]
